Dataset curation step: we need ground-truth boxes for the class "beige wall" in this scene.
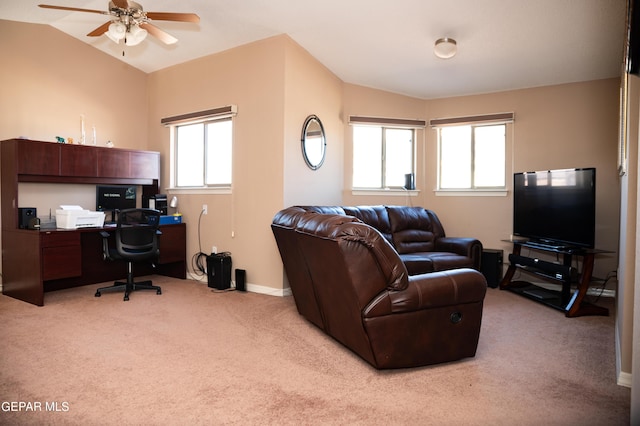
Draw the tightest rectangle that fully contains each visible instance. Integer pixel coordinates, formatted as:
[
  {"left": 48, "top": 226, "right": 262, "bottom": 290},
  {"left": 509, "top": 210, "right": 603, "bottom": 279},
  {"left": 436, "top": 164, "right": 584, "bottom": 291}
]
[
  {"left": 0, "top": 20, "right": 148, "bottom": 147},
  {"left": 283, "top": 37, "right": 344, "bottom": 207}
]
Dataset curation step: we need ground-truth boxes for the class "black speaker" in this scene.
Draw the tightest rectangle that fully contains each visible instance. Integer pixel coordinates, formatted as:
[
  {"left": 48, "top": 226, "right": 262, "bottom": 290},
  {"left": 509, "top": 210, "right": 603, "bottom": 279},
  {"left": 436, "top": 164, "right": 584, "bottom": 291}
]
[
  {"left": 207, "top": 253, "right": 232, "bottom": 290},
  {"left": 235, "top": 269, "right": 246, "bottom": 292},
  {"left": 18, "top": 207, "right": 37, "bottom": 229},
  {"left": 404, "top": 173, "right": 415, "bottom": 190},
  {"left": 481, "top": 249, "right": 503, "bottom": 288}
]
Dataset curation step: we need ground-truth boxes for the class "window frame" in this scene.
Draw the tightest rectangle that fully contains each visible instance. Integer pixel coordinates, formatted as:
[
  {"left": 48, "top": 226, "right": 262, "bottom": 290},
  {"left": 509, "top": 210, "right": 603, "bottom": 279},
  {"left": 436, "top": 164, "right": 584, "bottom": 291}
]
[
  {"left": 431, "top": 112, "right": 513, "bottom": 196},
  {"left": 352, "top": 124, "right": 417, "bottom": 190},
  {"left": 163, "top": 106, "right": 236, "bottom": 193}
]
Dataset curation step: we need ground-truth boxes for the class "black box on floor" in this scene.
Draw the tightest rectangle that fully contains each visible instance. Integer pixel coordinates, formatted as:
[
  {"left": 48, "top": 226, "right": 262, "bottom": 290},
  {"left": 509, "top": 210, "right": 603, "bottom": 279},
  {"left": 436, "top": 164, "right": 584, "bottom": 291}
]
[
  {"left": 235, "top": 269, "right": 246, "bottom": 291},
  {"left": 207, "top": 253, "right": 232, "bottom": 290},
  {"left": 481, "top": 249, "right": 503, "bottom": 288}
]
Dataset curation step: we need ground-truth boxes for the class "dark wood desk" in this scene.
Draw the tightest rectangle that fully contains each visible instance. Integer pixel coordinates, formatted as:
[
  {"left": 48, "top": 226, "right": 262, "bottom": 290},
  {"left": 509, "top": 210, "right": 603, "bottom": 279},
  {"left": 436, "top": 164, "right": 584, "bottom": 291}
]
[
  {"left": 2, "top": 223, "right": 186, "bottom": 306},
  {"left": 1, "top": 138, "right": 176, "bottom": 306}
]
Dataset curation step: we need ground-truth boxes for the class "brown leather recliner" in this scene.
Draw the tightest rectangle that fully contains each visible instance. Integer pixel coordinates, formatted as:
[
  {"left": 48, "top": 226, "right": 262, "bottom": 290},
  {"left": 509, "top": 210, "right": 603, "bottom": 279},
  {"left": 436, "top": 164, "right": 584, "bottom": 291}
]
[{"left": 272, "top": 207, "right": 487, "bottom": 369}]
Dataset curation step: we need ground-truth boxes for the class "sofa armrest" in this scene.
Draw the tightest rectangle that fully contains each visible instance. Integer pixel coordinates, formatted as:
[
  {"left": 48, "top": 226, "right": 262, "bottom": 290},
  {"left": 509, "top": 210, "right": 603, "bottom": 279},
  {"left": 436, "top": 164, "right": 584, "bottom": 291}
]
[
  {"left": 363, "top": 268, "right": 487, "bottom": 318},
  {"left": 435, "top": 237, "right": 483, "bottom": 270}
]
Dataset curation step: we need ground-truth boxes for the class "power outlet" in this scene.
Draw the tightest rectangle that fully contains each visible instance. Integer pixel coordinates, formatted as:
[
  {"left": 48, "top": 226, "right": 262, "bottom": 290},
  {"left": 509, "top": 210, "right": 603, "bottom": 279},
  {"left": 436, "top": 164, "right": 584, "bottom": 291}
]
[
  {"left": 202, "top": 204, "right": 208, "bottom": 215},
  {"left": 212, "top": 246, "right": 217, "bottom": 254}
]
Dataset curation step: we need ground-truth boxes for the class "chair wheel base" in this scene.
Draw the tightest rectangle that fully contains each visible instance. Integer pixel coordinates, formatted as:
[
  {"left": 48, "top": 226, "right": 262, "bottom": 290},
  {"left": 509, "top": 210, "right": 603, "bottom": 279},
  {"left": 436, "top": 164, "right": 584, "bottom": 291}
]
[{"left": 94, "top": 280, "right": 161, "bottom": 301}]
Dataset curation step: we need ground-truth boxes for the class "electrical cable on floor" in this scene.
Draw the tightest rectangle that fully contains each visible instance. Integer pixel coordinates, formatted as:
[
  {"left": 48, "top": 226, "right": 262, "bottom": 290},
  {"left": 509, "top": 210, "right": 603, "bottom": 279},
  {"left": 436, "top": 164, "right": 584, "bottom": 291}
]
[
  {"left": 586, "top": 270, "right": 617, "bottom": 304},
  {"left": 191, "top": 208, "right": 209, "bottom": 277}
]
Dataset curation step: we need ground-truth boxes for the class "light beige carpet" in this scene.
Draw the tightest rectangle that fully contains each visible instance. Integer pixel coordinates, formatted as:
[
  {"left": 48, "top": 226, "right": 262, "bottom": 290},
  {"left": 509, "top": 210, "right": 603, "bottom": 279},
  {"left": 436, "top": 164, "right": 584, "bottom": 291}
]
[{"left": 0, "top": 276, "right": 629, "bottom": 425}]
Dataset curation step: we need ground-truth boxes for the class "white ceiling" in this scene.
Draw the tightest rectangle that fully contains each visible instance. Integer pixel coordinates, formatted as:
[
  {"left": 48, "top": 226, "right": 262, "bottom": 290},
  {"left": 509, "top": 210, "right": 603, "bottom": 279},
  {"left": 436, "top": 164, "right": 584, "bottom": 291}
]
[{"left": 0, "top": 0, "right": 628, "bottom": 99}]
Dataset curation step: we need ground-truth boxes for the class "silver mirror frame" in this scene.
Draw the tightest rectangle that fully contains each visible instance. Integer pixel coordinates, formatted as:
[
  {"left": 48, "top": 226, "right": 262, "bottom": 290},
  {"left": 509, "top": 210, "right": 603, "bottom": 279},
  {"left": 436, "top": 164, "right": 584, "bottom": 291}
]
[{"left": 301, "top": 115, "right": 326, "bottom": 170}]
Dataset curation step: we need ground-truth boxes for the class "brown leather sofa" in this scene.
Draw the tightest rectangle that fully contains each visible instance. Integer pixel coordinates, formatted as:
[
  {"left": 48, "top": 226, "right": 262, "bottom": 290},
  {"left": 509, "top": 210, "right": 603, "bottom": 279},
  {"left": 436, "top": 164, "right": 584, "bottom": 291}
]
[
  {"left": 298, "top": 205, "right": 482, "bottom": 274},
  {"left": 272, "top": 206, "right": 487, "bottom": 369}
]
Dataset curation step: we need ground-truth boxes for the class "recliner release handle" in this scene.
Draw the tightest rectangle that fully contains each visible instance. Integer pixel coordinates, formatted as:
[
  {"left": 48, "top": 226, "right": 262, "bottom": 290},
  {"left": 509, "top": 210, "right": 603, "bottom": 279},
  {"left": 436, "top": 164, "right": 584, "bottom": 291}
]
[{"left": 450, "top": 312, "right": 463, "bottom": 324}]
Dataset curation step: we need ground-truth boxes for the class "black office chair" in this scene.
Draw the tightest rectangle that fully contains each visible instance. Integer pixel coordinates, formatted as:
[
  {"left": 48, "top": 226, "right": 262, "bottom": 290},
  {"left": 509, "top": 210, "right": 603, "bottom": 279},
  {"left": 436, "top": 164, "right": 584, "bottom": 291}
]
[{"left": 95, "top": 208, "right": 163, "bottom": 301}]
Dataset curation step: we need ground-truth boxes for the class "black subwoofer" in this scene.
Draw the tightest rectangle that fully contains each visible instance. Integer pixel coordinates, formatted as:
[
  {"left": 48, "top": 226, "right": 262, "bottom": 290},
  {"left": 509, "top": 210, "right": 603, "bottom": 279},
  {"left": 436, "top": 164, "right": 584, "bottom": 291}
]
[{"left": 481, "top": 249, "right": 503, "bottom": 288}]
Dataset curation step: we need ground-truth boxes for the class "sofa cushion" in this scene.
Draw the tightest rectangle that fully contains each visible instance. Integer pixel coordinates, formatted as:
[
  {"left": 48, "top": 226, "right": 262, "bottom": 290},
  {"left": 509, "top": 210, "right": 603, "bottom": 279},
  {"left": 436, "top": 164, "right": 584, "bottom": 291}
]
[
  {"left": 398, "top": 253, "right": 434, "bottom": 274},
  {"left": 399, "top": 252, "right": 474, "bottom": 275},
  {"left": 342, "top": 206, "right": 393, "bottom": 244},
  {"left": 386, "top": 206, "right": 445, "bottom": 254}
]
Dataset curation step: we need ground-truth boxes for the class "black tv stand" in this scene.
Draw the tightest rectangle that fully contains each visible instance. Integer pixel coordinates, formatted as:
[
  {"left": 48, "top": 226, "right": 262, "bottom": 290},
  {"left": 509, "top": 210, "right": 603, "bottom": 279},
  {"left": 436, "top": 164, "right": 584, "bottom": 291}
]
[{"left": 500, "top": 241, "right": 609, "bottom": 317}]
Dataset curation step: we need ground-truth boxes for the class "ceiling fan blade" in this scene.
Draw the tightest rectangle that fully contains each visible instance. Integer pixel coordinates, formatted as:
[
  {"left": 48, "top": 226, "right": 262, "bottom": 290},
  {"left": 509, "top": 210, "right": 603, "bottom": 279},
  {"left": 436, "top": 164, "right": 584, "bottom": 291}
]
[
  {"left": 39, "top": 4, "right": 108, "bottom": 15},
  {"left": 111, "top": 0, "right": 130, "bottom": 9},
  {"left": 145, "top": 12, "right": 200, "bottom": 23},
  {"left": 140, "top": 22, "right": 178, "bottom": 45},
  {"left": 87, "top": 21, "right": 111, "bottom": 37}
]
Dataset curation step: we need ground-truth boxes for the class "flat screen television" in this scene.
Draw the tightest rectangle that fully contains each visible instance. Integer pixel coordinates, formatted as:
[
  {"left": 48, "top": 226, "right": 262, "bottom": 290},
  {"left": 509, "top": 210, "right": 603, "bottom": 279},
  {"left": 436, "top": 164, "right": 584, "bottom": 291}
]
[
  {"left": 96, "top": 185, "right": 137, "bottom": 217},
  {"left": 513, "top": 168, "right": 596, "bottom": 249}
]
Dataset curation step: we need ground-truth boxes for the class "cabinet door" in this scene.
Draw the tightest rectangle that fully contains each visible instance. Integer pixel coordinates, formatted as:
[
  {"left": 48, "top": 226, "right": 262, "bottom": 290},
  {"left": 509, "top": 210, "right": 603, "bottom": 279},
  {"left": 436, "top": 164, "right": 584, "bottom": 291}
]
[
  {"left": 17, "top": 141, "right": 60, "bottom": 175},
  {"left": 158, "top": 224, "right": 186, "bottom": 264},
  {"left": 130, "top": 151, "right": 160, "bottom": 179},
  {"left": 60, "top": 145, "right": 98, "bottom": 177},
  {"left": 97, "top": 149, "right": 130, "bottom": 178}
]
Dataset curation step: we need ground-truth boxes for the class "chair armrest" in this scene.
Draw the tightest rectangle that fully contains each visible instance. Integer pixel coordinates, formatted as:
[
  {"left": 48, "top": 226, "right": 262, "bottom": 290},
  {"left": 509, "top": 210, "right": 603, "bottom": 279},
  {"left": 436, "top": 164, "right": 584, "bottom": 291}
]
[
  {"left": 363, "top": 268, "right": 487, "bottom": 318},
  {"left": 99, "top": 231, "right": 112, "bottom": 261},
  {"left": 435, "top": 237, "right": 483, "bottom": 269}
]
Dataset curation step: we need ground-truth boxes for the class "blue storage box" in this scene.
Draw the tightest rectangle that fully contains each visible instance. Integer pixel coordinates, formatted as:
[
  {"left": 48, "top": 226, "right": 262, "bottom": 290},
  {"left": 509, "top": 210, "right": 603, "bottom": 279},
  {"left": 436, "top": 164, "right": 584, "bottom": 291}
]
[{"left": 159, "top": 215, "right": 183, "bottom": 225}]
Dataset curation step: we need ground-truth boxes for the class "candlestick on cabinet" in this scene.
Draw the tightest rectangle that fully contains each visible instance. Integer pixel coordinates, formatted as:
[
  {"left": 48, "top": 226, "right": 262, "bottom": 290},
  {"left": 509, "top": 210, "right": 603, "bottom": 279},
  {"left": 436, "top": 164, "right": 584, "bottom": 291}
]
[{"left": 80, "top": 114, "right": 86, "bottom": 145}]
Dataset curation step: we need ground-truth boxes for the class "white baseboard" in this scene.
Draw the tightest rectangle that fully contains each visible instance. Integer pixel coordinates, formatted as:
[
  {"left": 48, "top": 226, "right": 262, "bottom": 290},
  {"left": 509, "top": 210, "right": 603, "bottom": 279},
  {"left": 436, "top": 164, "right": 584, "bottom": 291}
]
[
  {"left": 618, "top": 371, "right": 632, "bottom": 388},
  {"left": 529, "top": 281, "right": 616, "bottom": 298},
  {"left": 247, "top": 282, "right": 291, "bottom": 297},
  {"left": 185, "top": 273, "right": 291, "bottom": 297}
]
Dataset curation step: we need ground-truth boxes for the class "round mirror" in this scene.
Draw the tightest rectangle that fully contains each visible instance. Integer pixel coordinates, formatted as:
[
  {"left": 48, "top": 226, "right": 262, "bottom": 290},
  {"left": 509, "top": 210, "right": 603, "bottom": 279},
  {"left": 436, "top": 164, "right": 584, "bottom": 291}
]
[{"left": 301, "top": 115, "right": 326, "bottom": 170}]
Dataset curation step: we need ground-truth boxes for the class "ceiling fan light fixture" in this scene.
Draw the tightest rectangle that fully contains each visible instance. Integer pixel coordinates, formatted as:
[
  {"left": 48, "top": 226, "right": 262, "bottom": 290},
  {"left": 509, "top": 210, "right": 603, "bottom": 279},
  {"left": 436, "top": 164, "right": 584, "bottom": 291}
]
[
  {"left": 434, "top": 37, "right": 457, "bottom": 59},
  {"left": 125, "top": 25, "right": 148, "bottom": 46},
  {"left": 106, "top": 21, "right": 126, "bottom": 43}
]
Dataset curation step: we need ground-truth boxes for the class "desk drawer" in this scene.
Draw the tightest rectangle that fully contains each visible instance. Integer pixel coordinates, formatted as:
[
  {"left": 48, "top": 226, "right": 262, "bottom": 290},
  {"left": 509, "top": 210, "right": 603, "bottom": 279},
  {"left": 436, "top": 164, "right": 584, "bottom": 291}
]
[
  {"left": 43, "top": 245, "right": 82, "bottom": 280},
  {"left": 41, "top": 231, "right": 80, "bottom": 248},
  {"left": 41, "top": 231, "right": 82, "bottom": 280}
]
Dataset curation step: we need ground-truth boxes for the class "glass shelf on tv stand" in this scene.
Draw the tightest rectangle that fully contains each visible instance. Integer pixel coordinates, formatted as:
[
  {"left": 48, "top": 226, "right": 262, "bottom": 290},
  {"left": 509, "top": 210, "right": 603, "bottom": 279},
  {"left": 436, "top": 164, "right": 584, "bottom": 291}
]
[
  {"left": 505, "top": 239, "right": 608, "bottom": 255},
  {"left": 500, "top": 240, "right": 610, "bottom": 317}
]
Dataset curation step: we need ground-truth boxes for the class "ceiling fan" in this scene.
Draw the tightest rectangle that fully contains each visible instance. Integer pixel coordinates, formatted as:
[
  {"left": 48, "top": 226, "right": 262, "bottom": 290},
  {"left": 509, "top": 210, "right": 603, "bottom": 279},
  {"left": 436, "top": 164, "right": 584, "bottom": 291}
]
[{"left": 38, "top": 0, "right": 200, "bottom": 46}]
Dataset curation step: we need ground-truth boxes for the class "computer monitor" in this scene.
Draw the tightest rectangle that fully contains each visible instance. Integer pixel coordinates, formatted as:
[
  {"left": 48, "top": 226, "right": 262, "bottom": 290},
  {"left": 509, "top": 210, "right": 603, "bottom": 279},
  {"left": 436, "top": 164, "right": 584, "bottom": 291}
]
[{"left": 96, "top": 185, "right": 137, "bottom": 222}]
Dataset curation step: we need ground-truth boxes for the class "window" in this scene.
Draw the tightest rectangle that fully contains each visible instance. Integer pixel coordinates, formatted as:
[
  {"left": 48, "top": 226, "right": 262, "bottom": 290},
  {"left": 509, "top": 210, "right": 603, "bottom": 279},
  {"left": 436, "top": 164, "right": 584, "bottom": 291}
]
[
  {"left": 352, "top": 125, "right": 415, "bottom": 189},
  {"left": 437, "top": 123, "right": 506, "bottom": 190},
  {"left": 162, "top": 106, "right": 236, "bottom": 190},
  {"left": 175, "top": 119, "right": 232, "bottom": 187}
]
